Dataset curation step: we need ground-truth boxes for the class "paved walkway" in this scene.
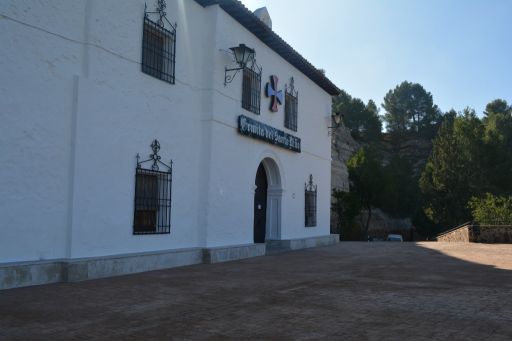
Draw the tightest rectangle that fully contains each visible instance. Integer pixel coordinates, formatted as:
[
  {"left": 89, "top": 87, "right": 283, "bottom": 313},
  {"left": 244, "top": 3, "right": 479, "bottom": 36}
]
[{"left": 1, "top": 242, "right": 512, "bottom": 340}]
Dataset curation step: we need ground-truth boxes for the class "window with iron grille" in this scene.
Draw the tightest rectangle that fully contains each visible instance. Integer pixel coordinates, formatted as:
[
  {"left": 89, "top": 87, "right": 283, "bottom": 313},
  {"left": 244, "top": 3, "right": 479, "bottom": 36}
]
[
  {"left": 242, "top": 67, "right": 261, "bottom": 115},
  {"left": 284, "top": 78, "right": 298, "bottom": 131},
  {"left": 305, "top": 174, "right": 317, "bottom": 227},
  {"left": 134, "top": 140, "right": 172, "bottom": 235},
  {"left": 141, "top": 16, "right": 176, "bottom": 84}
]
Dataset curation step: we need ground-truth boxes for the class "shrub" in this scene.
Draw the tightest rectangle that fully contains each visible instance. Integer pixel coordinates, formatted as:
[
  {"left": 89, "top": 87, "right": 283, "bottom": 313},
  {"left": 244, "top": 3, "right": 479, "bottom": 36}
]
[{"left": 468, "top": 193, "right": 512, "bottom": 224}]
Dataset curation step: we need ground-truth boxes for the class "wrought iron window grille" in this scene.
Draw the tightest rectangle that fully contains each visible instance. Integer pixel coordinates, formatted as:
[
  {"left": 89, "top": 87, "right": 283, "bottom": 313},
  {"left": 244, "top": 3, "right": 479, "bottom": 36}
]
[
  {"left": 133, "top": 139, "right": 173, "bottom": 235},
  {"left": 284, "top": 77, "right": 299, "bottom": 131},
  {"left": 305, "top": 174, "right": 317, "bottom": 227},
  {"left": 241, "top": 62, "right": 262, "bottom": 115},
  {"left": 142, "top": 0, "right": 177, "bottom": 84}
]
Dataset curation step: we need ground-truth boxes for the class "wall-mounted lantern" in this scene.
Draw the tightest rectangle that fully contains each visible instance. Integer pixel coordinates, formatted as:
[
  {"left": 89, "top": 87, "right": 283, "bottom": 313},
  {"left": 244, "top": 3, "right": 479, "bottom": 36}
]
[
  {"left": 224, "top": 44, "right": 255, "bottom": 86},
  {"left": 328, "top": 112, "right": 343, "bottom": 135}
]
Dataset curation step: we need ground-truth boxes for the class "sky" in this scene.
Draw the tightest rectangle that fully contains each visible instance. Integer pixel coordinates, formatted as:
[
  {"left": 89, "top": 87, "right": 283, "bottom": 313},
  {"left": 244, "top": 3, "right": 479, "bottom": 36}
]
[{"left": 240, "top": 0, "right": 511, "bottom": 115}]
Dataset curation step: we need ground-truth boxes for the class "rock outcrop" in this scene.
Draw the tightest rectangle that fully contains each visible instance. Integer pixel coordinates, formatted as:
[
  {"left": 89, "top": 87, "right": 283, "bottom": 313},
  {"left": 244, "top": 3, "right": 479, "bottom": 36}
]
[
  {"left": 330, "top": 128, "right": 434, "bottom": 238},
  {"left": 331, "top": 126, "right": 359, "bottom": 192}
]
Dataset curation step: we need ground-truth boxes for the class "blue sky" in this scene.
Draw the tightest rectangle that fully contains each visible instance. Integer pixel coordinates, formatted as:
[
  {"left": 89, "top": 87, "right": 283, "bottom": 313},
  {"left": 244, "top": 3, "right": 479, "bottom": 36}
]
[{"left": 240, "top": 0, "right": 511, "bottom": 115}]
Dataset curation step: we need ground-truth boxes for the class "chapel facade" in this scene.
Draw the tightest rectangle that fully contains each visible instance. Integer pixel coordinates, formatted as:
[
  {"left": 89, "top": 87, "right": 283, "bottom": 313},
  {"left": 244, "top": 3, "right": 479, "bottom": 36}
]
[{"left": 0, "top": 0, "right": 341, "bottom": 289}]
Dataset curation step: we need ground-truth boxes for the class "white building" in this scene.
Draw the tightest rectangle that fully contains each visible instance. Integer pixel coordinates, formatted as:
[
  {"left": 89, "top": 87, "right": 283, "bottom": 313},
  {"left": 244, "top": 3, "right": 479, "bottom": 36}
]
[{"left": 0, "top": 0, "right": 341, "bottom": 289}]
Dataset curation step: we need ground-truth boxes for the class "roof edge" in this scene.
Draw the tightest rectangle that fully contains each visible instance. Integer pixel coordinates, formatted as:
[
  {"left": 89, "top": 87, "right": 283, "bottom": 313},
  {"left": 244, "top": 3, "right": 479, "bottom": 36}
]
[{"left": 194, "top": 0, "right": 341, "bottom": 96}]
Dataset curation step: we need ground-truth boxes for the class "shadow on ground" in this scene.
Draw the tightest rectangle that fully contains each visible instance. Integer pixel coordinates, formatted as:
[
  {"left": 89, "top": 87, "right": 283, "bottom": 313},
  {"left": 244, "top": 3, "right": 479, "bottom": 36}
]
[{"left": 1, "top": 242, "right": 511, "bottom": 340}]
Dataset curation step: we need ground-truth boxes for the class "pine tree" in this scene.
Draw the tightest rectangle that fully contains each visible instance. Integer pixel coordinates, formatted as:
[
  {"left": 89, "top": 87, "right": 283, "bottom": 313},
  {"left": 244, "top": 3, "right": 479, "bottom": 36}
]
[{"left": 419, "top": 109, "right": 486, "bottom": 228}]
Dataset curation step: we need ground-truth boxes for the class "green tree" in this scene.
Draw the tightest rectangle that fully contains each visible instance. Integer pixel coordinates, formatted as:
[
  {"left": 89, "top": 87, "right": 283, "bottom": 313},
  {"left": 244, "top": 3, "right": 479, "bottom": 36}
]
[
  {"left": 483, "top": 99, "right": 511, "bottom": 117},
  {"left": 365, "top": 99, "right": 382, "bottom": 138},
  {"left": 347, "top": 146, "right": 384, "bottom": 237},
  {"left": 379, "top": 155, "right": 419, "bottom": 218},
  {"left": 468, "top": 193, "right": 512, "bottom": 224},
  {"left": 332, "top": 189, "right": 362, "bottom": 240},
  {"left": 482, "top": 99, "right": 512, "bottom": 194},
  {"left": 382, "top": 81, "right": 441, "bottom": 138},
  {"left": 419, "top": 108, "right": 486, "bottom": 229},
  {"left": 332, "top": 90, "right": 382, "bottom": 141},
  {"left": 483, "top": 99, "right": 512, "bottom": 142},
  {"left": 441, "top": 109, "right": 457, "bottom": 127}
]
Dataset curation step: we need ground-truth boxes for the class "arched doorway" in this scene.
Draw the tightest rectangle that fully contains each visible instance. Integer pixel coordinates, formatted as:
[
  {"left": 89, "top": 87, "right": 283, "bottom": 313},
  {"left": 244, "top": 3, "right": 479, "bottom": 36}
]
[
  {"left": 253, "top": 157, "right": 282, "bottom": 243},
  {"left": 253, "top": 163, "right": 267, "bottom": 243}
]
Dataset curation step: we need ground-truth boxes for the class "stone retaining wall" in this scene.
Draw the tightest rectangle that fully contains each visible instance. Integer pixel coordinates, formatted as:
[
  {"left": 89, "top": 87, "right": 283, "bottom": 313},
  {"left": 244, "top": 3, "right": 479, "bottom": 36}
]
[
  {"left": 436, "top": 224, "right": 474, "bottom": 242},
  {"left": 478, "top": 226, "right": 512, "bottom": 243},
  {"left": 436, "top": 224, "right": 512, "bottom": 243}
]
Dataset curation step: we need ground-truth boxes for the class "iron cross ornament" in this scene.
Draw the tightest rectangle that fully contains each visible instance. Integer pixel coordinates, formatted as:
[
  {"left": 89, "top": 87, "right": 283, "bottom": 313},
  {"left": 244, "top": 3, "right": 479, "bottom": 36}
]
[{"left": 265, "top": 75, "right": 283, "bottom": 112}]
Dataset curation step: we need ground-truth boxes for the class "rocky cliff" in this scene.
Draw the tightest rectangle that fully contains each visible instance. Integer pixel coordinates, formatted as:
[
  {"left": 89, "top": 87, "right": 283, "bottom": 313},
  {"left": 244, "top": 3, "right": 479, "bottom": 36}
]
[
  {"left": 330, "top": 126, "right": 359, "bottom": 192},
  {"left": 330, "top": 128, "right": 434, "bottom": 238}
]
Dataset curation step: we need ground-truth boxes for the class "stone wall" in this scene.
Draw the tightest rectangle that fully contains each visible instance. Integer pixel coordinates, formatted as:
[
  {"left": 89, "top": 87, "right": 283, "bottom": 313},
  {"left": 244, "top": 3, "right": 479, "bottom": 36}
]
[
  {"left": 436, "top": 225, "right": 472, "bottom": 242},
  {"left": 478, "top": 226, "right": 512, "bottom": 243},
  {"left": 436, "top": 224, "right": 512, "bottom": 243}
]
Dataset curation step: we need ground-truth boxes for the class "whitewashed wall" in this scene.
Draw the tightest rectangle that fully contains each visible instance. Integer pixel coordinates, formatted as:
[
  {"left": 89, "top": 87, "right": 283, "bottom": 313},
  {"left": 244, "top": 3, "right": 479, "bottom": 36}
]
[
  {"left": 0, "top": 0, "right": 335, "bottom": 262},
  {"left": 66, "top": 0, "right": 217, "bottom": 258},
  {"left": 203, "top": 6, "right": 333, "bottom": 246},
  {"left": 0, "top": 1, "right": 86, "bottom": 262}
]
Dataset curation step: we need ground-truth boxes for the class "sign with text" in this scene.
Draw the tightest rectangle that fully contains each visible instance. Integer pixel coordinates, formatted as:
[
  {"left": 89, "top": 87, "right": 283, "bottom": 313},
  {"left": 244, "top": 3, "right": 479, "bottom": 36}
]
[{"left": 238, "top": 115, "right": 301, "bottom": 153}]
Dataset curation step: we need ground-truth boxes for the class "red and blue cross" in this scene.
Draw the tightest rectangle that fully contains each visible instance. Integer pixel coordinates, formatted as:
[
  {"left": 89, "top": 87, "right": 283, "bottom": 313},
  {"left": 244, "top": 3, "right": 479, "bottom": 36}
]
[{"left": 265, "top": 75, "right": 283, "bottom": 112}]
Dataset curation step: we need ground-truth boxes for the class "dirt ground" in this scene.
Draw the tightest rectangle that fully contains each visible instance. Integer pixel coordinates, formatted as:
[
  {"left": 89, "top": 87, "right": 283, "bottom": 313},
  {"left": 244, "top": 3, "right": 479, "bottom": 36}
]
[{"left": 1, "top": 242, "right": 511, "bottom": 340}]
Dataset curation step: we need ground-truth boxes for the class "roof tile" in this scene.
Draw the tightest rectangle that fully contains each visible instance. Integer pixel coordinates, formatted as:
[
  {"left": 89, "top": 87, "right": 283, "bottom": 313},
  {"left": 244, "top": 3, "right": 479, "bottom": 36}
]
[{"left": 194, "top": 0, "right": 340, "bottom": 95}]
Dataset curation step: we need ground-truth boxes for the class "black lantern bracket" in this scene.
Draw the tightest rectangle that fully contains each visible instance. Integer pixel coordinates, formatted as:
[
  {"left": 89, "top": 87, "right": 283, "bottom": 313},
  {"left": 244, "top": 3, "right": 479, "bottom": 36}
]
[
  {"left": 144, "top": 0, "right": 177, "bottom": 31},
  {"left": 328, "top": 112, "right": 343, "bottom": 136},
  {"left": 224, "top": 44, "right": 261, "bottom": 86},
  {"left": 136, "top": 139, "right": 172, "bottom": 172}
]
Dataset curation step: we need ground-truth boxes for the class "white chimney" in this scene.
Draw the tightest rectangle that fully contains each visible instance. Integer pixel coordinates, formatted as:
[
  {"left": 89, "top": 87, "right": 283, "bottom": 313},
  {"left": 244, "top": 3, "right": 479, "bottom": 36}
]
[{"left": 253, "top": 7, "right": 272, "bottom": 29}]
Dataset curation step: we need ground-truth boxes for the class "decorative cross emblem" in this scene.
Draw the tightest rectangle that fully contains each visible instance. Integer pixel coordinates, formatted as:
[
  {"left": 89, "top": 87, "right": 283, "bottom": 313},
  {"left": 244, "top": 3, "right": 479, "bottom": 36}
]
[
  {"left": 149, "top": 139, "right": 162, "bottom": 170},
  {"left": 155, "top": 0, "right": 167, "bottom": 27},
  {"left": 136, "top": 139, "right": 172, "bottom": 173},
  {"left": 265, "top": 75, "right": 283, "bottom": 112},
  {"left": 144, "top": 0, "right": 176, "bottom": 31}
]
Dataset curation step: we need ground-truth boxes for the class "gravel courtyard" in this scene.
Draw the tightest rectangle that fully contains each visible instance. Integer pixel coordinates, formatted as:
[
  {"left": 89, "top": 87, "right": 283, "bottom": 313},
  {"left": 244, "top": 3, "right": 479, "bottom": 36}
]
[{"left": 1, "top": 242, "right": 511, "bottom": 340}]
